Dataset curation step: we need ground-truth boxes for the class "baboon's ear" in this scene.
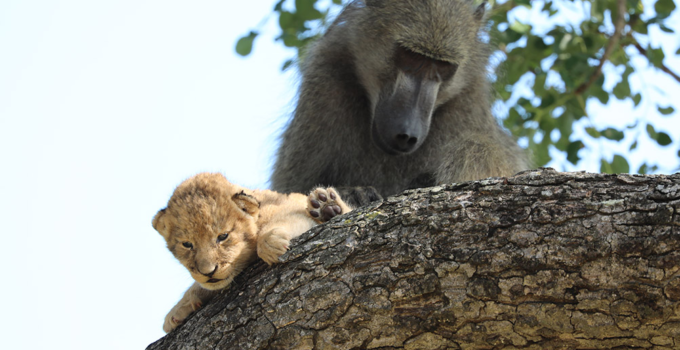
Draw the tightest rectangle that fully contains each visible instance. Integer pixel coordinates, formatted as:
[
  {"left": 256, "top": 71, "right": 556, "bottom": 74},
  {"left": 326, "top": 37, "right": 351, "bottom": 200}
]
[
  {"left": 232, "top": 191, "right": 260, "bottom": 217},
  {"left": 152, "top": 208, "right": 170, "bottom": 239},
  {"left": 474, "top": 1, "right": 487, "bottom": 21}
]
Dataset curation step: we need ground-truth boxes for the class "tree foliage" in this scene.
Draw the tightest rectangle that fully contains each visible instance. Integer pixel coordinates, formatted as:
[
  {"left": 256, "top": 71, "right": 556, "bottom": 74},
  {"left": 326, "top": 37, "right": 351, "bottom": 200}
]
[{"left": 237, "top": 0, "right": 680, "bottom": 174}]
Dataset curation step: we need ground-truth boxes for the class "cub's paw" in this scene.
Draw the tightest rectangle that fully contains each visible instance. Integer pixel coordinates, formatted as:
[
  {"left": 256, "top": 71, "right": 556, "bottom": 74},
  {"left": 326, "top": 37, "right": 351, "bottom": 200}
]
[
  {"left": 308, "top": 187, "right": 348, "bottom": 223},
  {"left": 162, "top": 296, "right": 202, "bottom": 333},
  {"left": 258, "top": 229, "right": 290, "bottom": 265}
]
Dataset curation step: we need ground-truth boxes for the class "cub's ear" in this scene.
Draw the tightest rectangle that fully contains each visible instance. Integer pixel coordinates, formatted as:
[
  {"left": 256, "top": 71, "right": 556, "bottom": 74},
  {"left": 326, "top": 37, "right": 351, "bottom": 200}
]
[
  {"left": 232, "top": 191, "right": 260, "bottom": 217},
  {"left": 152, "top": 208, "right": 170, "bottom": 239}
]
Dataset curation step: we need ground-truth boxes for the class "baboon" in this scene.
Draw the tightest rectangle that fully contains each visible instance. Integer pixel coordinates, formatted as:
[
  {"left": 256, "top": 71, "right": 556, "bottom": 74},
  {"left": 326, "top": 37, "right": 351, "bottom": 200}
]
[{"left": 271, "top": 0, "right": 530, "bottom": 203}]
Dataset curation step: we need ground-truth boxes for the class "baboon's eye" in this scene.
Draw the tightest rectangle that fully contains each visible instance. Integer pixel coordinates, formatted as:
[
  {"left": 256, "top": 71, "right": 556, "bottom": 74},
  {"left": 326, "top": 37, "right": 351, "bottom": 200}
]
[
  {"left": 435, "top": 62, "right": 458, "bottom": 81},
  {"left": 394, "top": 46, "right": 458, "bottom": 81},
  {"left": 217, "top": 233, "right": 229, "bottom": 242},
  {"left": 182, "top": 242, "right": 193, "bottom": 249}
]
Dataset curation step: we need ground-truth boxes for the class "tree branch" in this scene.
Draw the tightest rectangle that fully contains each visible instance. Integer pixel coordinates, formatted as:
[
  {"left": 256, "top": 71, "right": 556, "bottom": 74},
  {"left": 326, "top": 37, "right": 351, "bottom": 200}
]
[
  {"left": 574, "top": 0, "right": 627, "bottom": 95},
  {"left": 149, "top": 169, "right": 680, "bottom": 350},
  {"left": 631, "top": 41, "right": 680, "bottom": 83}
]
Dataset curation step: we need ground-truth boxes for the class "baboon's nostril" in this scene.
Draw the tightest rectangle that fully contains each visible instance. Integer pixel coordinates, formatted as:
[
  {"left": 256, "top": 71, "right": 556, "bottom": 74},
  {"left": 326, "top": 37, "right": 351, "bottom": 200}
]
[{"left": 395, "top": 133, "right": 418, "bottom": 151}]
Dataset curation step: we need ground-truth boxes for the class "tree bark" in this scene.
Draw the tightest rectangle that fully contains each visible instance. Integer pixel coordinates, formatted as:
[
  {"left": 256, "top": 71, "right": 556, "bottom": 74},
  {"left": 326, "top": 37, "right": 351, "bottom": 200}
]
[{"left": 148, "top": 168, "right": 680, "bottom": 350}]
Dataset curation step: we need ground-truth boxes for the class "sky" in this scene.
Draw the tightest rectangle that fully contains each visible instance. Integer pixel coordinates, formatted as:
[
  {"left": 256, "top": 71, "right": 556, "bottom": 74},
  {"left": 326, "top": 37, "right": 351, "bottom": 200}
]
[
  {"left": 0, "top": 1, "right": 296, "bottom": 348},
  {"left": 0, "top": 1, "right": 678, "bottom": 349}
]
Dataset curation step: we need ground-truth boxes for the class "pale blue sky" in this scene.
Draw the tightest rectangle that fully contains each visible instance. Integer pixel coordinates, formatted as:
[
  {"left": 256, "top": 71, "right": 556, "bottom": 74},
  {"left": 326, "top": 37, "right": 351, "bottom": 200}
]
[
  {"left": 0, "top": 1, "right": 678, "bottom": 349},
  {"left": 1, "top": 1, "right": 296, "bottom": 348}
]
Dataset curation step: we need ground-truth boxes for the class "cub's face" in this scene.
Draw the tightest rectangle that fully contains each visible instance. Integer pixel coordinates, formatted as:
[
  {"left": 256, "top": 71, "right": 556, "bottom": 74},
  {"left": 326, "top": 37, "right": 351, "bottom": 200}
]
[{"left": 152, "top": 173, "right": 261, "bottom": 290}]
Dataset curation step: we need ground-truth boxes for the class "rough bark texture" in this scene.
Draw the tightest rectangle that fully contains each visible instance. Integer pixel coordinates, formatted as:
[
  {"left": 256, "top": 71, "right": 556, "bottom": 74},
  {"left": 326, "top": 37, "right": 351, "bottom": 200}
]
[{"left": 148, "top": 169, "right": 680, "bottom": 349}]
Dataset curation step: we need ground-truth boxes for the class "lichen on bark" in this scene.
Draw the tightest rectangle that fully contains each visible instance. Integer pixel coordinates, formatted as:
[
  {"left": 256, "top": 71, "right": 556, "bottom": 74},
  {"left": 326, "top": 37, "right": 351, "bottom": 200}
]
[{"left": 148, "top": 168, "right": 680, "bottom": 350}]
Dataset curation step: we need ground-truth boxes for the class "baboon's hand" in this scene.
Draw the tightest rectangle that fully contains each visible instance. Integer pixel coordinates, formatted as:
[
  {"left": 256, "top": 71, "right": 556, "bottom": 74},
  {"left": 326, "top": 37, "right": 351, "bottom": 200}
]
[{"left": 335, "top": 186, "right": 382, "bottom": 208}]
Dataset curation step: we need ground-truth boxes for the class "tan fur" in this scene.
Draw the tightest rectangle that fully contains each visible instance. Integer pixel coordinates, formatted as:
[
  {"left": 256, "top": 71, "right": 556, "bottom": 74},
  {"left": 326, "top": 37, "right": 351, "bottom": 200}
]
[
  {"left": 271, "top": 0, "right": 530, "bottom": 200},
  {"left": 153, "top": 173, "right": 350, "bottom": 332}
]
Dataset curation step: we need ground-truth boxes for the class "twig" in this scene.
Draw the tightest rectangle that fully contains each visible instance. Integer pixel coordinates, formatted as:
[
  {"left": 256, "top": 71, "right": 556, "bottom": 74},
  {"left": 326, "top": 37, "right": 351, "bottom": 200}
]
[
  {"left": 631, "top": 42, "right": 680, "bottom": 83},
  {"left": 574, "top": 0, "right": 627, "bottom": 95}
]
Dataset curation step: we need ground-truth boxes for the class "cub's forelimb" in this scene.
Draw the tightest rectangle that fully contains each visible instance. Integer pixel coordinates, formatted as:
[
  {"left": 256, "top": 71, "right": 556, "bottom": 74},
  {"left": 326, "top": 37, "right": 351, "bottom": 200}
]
[
  {"left": 257, "top": 187, "right": 352, "bottom": 264},
  {"left": 163, "top": 282, "right": 218, "bottom": 333}
]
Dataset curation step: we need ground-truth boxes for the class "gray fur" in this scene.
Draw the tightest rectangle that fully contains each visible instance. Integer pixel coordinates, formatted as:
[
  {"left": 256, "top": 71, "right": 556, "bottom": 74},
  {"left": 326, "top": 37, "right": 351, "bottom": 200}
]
[{"left": 271, "top": 0, "right": 530, "bottom": 198}]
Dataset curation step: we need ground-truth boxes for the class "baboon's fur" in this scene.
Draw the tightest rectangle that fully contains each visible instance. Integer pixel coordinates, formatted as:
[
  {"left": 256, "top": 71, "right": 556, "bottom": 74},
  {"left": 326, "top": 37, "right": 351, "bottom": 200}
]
[{"left": 271, "top": 0, "right": 529, "bottom": 199}]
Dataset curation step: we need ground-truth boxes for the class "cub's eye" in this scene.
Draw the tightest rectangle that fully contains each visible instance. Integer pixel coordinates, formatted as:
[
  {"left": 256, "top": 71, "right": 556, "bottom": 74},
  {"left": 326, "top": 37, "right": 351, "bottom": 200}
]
[
  {"left": 217, "top": 233, "right": 229, "bottom": 242},
  {"left": 182, "top": 242, "right": 193, "bottom": 249}
]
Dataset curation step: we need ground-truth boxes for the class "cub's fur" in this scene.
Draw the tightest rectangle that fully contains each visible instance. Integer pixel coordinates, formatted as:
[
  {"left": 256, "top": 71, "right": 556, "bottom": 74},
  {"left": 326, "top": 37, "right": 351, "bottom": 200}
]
[{"left": 152, "top": 172, "right": 350, "bottom": 332}]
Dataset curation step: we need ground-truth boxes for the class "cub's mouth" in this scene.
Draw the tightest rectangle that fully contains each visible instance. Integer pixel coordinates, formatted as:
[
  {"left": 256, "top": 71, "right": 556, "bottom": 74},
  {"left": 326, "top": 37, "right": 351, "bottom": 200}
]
[{"left": 206, "top": 278, "right": 223, "bottom": 283}]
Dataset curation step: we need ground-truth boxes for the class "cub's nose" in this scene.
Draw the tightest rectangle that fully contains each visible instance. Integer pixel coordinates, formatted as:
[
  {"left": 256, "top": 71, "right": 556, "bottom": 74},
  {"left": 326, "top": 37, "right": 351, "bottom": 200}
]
[{"left": 197, "top": 262, "right": 218, "bottom": 277}]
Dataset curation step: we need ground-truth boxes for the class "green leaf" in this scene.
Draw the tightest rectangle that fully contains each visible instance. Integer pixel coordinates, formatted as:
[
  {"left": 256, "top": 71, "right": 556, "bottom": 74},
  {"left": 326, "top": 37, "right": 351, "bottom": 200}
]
[
  {"left": 656, "top": 132, "right": 673, "bottom": 146},
  {"left": 676, "top": 47, "right": 680, "bottom": 55},
  {"left": 505, "top": 29, "right": 524, "bottom": 43},
  {"left": 600, "top": 158, "right": 613, "bottom": 173},
  {"left": 638, "top": 163, "right": 649, "bottom": 174},
  {"left": 630, "top": 141, "right": 638, "bottom": 150},
  {"left": 281, "top": 59, "right": 294, "bottom": 71},
  {"left": 585, "top": 127, "right": 601, "bottom": 138},
  {"left": 541, "top": 1, "right": 554, "bottom": 12},
  {"left": 647, "top": 47, "right": 666, "bottom": 68},
  {"left": 611, "top": 155, "right": 630, "bottom": 173},
  {"left": 601, "top": 128, "right": 624, "bottom": 141},
  {"left": 625, "top": 0, "right": 644, "bottom": 14},
  {"left": 273, "top": 0, "right": 285, "bottom": 11},
  {"left": 296, "top": 0, "right": 323, "bottom": 20},
  {"left": 530, "top": 133, "right": 553, "bottom": 166},
  {"left": 591, "top": 83, "right": 609, "bottom": 104},
  {"left": 534, "top": 73, "right": 547, "bottom": 95},
  {"left": 658, "top": 106, "right": 675, "bottom": 115},
  {"left": 632, "top": 19, "right": 649, "bottom": 34},
  {"left": 646, "top": 124, "right": 658, "bottom": 138},
  {"left": 613, "top": 79, "right": 631, "bottom": 100},
  {"left": 509, "top": 21, "right": 531, "bottom": 34},
  {"left": 638, "top": 163, "right": 658, "bottom": 174},
  {"left": 278, "top": 10, "right": 292, "bottom": 29},
  {"left": 659, "top": 24, "right": 674, "bottom": 33},
  {"left": 235, "top": 31, "right": 258, "bottom": 56},
  {"left": 633, "top": 93, "right": 642, "bottom": 106},
  {"left": 655, "top": 0, "right": 676, "bottom": 15},
  {"left": 646, "top": 124, "right": 673, "bottom": 146},
  {"left": 282, "top": 33, "right": 302, "bottom": 48},
  {"left": 566, "top": 141, "right": 583, "bottom": 165}
]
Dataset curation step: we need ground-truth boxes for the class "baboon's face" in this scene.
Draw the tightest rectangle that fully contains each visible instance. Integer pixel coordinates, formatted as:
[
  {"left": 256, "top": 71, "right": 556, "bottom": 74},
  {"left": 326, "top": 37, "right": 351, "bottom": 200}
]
[
  {"left": 371, "top": 47, "right": 459, "bottom": 155},
  {"left": 356, "top": 0, "right": 484, "bottom": 155}
]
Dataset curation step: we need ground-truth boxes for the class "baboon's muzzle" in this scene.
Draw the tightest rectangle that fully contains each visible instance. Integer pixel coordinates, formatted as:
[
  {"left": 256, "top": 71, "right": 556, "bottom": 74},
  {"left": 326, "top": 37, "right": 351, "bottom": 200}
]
[{"left": 371, "top": 71, "right": 439, "bottom": 155}]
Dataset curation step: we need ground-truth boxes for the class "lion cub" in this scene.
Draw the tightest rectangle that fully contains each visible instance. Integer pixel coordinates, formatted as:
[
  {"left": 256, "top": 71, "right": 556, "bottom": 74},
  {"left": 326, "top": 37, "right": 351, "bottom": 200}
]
[{"left": 152, "top": 172, "right": 351, "bottom": 333}]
